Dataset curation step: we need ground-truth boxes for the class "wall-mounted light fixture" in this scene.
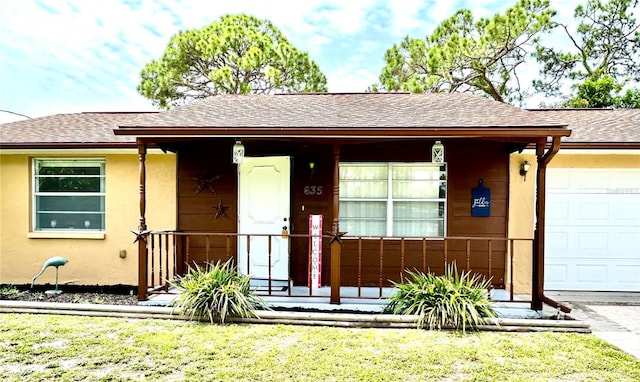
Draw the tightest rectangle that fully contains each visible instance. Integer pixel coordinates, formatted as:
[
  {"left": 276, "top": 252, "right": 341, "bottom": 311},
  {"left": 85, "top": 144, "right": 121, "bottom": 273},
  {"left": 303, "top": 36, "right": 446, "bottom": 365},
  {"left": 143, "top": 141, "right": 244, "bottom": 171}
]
[
  {"left": 432, "top": 140, "right": 444, "bottom": 163},
  {"left": 308, "top": 161, "right": 316, "bottom": 178},
  {"left": 232, "top": 140, "right": 245, "bottom": 164},
  {"left": 520, "top": 160, "right": 531, "bottom": 181}
]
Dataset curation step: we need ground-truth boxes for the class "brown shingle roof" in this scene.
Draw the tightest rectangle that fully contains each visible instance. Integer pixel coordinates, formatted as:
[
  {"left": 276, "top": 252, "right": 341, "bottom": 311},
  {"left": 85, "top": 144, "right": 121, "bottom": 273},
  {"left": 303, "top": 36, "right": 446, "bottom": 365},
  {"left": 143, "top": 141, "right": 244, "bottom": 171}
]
[
  {"left": 530, "top": 108, "right": 640, "bottom": 146},
  {"left": 120, "top": 93, "right": 565, "bottom": 129},
  {"left": 1, "top": 94, "right": 578, "bottom": 147},
  {"left": 0, "top": 112, "right": 155, "bottom": 148}
]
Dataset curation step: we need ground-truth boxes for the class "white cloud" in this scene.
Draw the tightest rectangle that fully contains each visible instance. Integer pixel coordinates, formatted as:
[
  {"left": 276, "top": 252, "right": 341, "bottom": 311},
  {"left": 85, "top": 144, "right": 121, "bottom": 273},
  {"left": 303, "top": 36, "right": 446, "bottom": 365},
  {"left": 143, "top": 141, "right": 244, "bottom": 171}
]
[
  {"left": 1, "top": 0, "right": 636, "bottom": 119},
  {"left": 327, "top": 67, "right": 378, "bottom": 93},
  {"left": 387, "top": 0, "right": 430, "bottom": 35}
]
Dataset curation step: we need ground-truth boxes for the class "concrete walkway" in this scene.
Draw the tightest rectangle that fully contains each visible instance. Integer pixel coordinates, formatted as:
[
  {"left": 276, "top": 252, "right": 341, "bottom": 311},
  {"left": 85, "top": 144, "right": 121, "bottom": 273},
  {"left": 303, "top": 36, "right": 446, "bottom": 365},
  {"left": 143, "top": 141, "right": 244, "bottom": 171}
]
[{"left": 546, "top": 291, "right": 640, "bottom": 359}]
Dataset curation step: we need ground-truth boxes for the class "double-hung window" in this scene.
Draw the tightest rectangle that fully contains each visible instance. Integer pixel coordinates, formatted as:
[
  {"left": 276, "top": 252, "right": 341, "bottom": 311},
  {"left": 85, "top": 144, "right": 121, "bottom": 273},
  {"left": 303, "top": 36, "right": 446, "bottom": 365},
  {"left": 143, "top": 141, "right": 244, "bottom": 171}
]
[
  {"left": 339, "top": 162, "right": 446, "bottom": 237},
  {"left": 33, "top": 159, "right": 105, "bottom": 231}
]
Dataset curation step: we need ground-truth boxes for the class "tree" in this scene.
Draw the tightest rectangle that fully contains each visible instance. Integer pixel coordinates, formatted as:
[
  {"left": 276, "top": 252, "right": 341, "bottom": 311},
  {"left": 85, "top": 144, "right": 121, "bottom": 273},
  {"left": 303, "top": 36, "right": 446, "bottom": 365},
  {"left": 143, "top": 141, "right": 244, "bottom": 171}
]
[
  {"left": 619, "top": 88, "right": 640, "bottom": 108},
  {"left": 370, "top": 0, "right": 556, "bottom": 104},
  {"left": 564, "top": 73, "right": 640, "bottom": 108},
  {"left": 534, "top": 0, "right": 640, "bottom": 105},
  {"left": 138, "top": 14, "right": 328, "bottom": 109}
]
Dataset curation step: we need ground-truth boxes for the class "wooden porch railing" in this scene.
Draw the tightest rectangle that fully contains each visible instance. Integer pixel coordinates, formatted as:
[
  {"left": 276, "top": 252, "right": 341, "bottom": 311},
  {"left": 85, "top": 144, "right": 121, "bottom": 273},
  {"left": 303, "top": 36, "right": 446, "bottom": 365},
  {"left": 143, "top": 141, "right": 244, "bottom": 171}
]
[{"left": 138, "top": 231, "right": 533, "bottom": 304}]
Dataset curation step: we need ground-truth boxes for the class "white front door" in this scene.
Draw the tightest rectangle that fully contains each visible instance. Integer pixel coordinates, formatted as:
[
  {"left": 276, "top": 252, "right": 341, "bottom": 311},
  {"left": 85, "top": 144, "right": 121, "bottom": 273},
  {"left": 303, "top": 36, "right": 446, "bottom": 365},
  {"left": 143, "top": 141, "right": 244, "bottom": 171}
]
[{"left": 238, "top": 156, "right": 291, "bottom": 283}]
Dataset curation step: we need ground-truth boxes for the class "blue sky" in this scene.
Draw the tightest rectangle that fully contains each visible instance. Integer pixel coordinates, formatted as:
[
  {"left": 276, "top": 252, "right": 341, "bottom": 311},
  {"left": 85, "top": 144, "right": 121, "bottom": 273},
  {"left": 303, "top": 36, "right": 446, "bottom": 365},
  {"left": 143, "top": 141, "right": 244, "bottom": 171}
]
[{"left": 0, "top": 0, "right": 591, "bottom": 123}]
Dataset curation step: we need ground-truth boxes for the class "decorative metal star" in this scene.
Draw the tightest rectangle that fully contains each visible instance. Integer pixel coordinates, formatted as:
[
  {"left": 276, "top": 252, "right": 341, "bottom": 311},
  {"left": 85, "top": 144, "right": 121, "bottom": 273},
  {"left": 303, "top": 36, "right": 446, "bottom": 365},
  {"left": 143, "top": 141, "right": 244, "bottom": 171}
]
[
  {"left": 130, "top": 229, "right": 151, "bottom": 244},
  {"left": 193, "top": 174, "right": 221, "bottom": 195},
  {"left": 324, "top": 231, "right": 346, "bottom": 246},
  {"left": 213, "top": 199, "right": 230, "bottom": 219}
]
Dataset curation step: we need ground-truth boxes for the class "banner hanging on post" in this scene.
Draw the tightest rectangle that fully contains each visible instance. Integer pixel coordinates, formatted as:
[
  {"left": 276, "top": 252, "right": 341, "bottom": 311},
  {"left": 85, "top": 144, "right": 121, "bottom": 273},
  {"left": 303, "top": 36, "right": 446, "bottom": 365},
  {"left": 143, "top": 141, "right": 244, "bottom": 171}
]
[{"left": 308, "top": 215, "right": 323, "bottom": 291}]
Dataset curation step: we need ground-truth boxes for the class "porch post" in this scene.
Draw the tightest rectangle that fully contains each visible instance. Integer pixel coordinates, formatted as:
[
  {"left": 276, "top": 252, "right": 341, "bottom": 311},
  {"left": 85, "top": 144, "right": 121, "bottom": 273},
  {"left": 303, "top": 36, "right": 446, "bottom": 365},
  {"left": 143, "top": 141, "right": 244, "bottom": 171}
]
[
  {"left": 330, "top": 144, "right": 341, "bottom": 304},
  {"left": 532, "top": 137, "right": 561, "bottom": 311},
  {"left": 137, "top": 140, "right": 148, "bottom": 301}
]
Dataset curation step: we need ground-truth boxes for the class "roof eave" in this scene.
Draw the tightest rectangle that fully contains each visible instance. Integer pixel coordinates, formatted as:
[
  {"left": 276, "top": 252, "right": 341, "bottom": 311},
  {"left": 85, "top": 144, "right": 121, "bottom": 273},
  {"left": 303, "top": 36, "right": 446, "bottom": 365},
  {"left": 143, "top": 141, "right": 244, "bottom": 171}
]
[
  {"left": 557, "top": 142, "right": 640, "bottom": 149},
  {"left": 114, "top": 126, "right": 571, "bottom": 139},
  {"left": 0, "top": 142, "right": 138, "bottom": 150}
]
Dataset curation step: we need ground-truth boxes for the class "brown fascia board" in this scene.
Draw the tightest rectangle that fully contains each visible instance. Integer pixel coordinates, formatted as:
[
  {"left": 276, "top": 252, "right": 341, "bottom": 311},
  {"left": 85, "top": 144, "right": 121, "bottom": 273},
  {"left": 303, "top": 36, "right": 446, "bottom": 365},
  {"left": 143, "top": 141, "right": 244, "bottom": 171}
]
[
  {"left": 0, "top": 142, "right": 139, "bottom": 150},
  {"left": 114, "top": 126, "right": 571, "bottom": 139},
  {"left": 522, "top": 142, "right": 640, "bottom": 150},
  {"left": 551, "top": 142, "right": 640, "bottom": 149}
]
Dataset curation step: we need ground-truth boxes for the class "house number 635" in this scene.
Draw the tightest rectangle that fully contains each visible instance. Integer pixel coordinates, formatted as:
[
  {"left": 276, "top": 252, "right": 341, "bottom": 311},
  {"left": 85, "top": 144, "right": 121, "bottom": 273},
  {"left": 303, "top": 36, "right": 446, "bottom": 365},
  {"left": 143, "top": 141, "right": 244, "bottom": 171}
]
[{"left": 304, "top": 186, "right": 323, "bottom": 196}]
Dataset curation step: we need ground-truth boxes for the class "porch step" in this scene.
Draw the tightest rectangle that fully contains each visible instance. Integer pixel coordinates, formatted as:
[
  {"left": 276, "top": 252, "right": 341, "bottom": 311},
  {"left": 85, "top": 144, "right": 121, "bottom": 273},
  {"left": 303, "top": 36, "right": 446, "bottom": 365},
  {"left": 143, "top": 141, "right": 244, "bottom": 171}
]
[{"left": 138, "top": 292, "right": 179, "bottom": 307}]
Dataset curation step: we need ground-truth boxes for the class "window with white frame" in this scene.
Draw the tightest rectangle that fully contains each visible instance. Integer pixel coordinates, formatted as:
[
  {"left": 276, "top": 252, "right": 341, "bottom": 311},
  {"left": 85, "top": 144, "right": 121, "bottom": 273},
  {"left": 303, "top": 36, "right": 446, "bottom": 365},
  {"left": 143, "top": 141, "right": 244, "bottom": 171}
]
[
  {"left": 33, "top": 159, "right": 105, "bottom": 231},
  {"left": 339, "top": 162, "right": 446, "bottom": 237}
]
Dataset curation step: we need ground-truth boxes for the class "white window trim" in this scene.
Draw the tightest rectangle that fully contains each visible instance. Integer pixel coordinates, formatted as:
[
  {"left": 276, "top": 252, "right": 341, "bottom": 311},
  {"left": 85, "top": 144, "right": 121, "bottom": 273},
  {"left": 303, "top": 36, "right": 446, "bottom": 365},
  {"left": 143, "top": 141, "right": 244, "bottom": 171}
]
[
  {"left": 31, "top": 158, "right": 106, "bottom": 234},
  {"left": 339, "top": 162, "right": 447, "bottom": 238},
  {"left": 27, "top": 232, "right": 106, "bottom": 240}
]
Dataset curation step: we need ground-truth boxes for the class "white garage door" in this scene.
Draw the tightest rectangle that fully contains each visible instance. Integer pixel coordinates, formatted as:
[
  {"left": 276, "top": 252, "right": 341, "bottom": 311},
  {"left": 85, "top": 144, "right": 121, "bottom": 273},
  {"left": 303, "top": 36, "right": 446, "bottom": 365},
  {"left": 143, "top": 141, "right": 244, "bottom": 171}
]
[{"left": 545, "top": 168, "right": 640, "bottom": 292}]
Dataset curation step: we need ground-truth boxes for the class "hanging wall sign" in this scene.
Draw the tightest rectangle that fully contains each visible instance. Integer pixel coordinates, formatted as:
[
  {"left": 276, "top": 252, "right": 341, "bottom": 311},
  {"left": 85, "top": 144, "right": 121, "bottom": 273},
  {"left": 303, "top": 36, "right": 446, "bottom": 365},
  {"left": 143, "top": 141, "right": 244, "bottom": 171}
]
[
  {"left": 308, "top": 215, "right": 323, "bottom": 291},
  {"left": 471, "top": 179, "right": 491, "bottom": 217}
]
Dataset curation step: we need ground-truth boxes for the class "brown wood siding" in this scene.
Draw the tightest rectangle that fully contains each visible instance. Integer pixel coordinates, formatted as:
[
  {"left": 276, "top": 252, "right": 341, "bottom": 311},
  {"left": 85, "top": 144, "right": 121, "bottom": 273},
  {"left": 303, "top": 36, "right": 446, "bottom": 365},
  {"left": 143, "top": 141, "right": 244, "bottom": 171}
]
[
  {"left": 176, "top": 140, "right": 334, "bottom": 278},
  {"left": 338, "top": 140, "right": 508, "bottom": 287},
  {"left": 176, "top": 141, "right": 239, "bottom": 265},
  {"left": 175, "top": 139, "right": 508, "bottom": 287},
  {"left": 288, "top": 144, "right": 334, "bottom": 285},
  {"left": 446, "top": 140, "right": 507, "bottom": 287}
]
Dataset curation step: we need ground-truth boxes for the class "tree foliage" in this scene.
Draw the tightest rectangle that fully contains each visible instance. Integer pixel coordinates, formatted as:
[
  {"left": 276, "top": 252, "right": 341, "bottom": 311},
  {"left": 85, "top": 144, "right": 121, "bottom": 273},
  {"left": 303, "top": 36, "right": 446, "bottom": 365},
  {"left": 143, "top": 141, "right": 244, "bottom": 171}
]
[
  {"left": 534, "top": 0, "right": 640, "bottom": 104},
  {"left": 371, "top": 0, "right": 556, "bottom": 104},
  {"left": 138, "top": 14, "right": 328, "bottom": 109},
  {"left": 565, "top": 73, "right": 640, "bottom": 108}
]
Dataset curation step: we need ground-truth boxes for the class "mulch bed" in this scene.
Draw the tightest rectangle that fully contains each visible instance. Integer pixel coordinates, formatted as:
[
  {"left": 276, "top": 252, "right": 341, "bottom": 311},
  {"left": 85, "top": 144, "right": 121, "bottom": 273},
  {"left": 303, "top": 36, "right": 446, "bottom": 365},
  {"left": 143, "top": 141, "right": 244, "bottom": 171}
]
[{"left": 0, "top": 285, "right": 138, "bottom": 305}]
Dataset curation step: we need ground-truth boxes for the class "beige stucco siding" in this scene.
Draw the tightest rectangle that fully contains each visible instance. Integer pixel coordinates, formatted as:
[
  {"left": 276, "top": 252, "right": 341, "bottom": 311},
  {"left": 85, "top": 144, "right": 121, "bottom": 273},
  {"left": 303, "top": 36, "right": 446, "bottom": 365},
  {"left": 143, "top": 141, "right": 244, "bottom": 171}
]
[
  {"left": 0, "top": 151, "right": 176, "bottom": 286},
  {"left": 508, "top": 151, "right": 640, "bottom": 295},
  {"left": 506, "top": 153, "right": 537, "bottom": 295},
  {"left": 546, "top": 154, "right": 640, "bottom": 168}
]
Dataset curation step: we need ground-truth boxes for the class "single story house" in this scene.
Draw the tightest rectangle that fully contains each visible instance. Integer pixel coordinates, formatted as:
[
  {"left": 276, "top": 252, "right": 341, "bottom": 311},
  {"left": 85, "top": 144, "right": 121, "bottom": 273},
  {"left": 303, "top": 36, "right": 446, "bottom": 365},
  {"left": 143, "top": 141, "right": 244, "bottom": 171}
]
[{"left": 1, "top": 93, "right": 637, "bottom": 310}]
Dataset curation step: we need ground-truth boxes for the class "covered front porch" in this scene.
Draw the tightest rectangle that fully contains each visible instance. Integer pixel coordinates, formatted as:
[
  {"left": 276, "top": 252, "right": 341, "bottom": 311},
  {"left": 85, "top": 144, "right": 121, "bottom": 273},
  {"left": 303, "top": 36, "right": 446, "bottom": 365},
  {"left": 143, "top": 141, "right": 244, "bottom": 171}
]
[
  {"left": 136, "top": 228, "right": 536, "bottom": 310},
  {"left": 139, "top": 231, "right": 541, "bottom": 318},
  {"left": 115, "top": 93, "right": 571, "bottom": 311}
]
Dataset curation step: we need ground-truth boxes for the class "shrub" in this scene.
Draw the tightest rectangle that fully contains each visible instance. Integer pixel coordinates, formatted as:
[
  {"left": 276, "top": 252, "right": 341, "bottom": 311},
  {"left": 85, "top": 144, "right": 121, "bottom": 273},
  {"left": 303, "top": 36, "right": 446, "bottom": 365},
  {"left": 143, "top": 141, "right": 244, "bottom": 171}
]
[
  {"left": 0, "top": 284, "right": 21, "bottom": 297},
  {"left": 384, "top": 262, "right": 496, "bottom": 332},
  {"left": 169, "top": 260, "right": 269, "bottom": 324}
]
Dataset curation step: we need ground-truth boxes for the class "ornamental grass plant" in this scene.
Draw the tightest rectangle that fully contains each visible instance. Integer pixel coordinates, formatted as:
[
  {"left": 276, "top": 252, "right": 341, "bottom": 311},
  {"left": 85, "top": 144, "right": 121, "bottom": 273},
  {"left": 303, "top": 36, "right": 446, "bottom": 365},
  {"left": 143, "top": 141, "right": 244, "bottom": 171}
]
[
  {"left": 169, "top": 259, "right": 269, "bottom": 324},
  {"left": 384, "top": 262, "right": 496, "bottom": 332}
]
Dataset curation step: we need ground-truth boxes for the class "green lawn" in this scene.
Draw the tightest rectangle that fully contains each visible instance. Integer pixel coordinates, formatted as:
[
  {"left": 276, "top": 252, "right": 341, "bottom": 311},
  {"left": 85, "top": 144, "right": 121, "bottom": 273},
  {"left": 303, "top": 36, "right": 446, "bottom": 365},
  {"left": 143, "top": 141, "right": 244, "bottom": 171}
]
[{"left": 1, "top": 314, "right": 638, "bottom": 381}]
